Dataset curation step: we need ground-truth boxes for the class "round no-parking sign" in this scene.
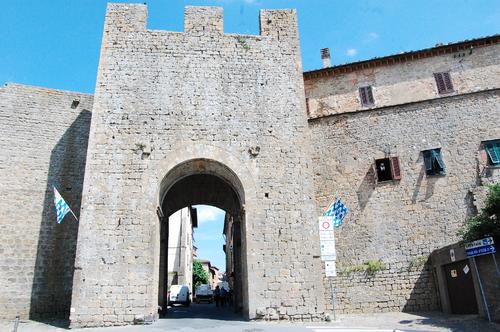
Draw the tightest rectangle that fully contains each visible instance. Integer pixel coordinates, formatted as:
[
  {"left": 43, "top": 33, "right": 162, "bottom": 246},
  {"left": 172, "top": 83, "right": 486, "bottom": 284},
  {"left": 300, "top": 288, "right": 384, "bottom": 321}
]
[{"left": 318, "top": 216, "right": 334, "bottom": 231}]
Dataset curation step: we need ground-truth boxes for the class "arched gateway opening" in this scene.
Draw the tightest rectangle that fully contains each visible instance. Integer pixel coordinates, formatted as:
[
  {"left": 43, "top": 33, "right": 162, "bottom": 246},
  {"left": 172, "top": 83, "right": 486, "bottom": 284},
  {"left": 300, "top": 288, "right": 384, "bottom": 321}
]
[{"left": 157, "top": 158, "right": 247, "bottom": 317}]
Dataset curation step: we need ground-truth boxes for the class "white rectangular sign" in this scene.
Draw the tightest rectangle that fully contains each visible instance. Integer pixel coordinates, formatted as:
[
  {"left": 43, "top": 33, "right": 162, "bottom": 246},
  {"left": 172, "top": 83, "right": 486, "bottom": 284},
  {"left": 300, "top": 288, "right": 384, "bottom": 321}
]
[
  {"left": 319, "top": 216, "right": 336, "bottom": 261},
  {"left": 320, "top": 231, "right": 335, "bottom": 241},
  {"left": 318, "top": 216, "right": 335, "bottom": 232},
  {"left": 320, "top": 240, "right": 336, "bottom": 260},
  {"left": 325, "top": 260, "right": 337, "bottom": 277}
]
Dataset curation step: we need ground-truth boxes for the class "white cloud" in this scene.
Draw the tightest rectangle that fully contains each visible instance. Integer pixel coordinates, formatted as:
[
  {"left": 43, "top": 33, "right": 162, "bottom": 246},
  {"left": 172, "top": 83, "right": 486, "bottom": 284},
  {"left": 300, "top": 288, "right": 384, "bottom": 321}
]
[
  {"left": 346, "top": 48, "right": 358, "bottom": 57},
  {"left": 195, "top": 205, "right": 225, "bottom": 225},
  {"left": 367, "top": 32, "right": 379, "bottom": 40}
]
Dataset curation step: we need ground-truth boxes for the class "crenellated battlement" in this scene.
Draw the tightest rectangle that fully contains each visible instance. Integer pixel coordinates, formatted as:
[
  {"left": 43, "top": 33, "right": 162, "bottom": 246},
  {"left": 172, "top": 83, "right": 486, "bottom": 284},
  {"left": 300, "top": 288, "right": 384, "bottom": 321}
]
[
  {"left": 184, "top": 6, "right": 223, "bottom": 34},
  {"left": 103, "top": 3, "right": 148, "bottom": 33},
  {"left": 103, "top": 3, "right": 297, "bottom": 38}
]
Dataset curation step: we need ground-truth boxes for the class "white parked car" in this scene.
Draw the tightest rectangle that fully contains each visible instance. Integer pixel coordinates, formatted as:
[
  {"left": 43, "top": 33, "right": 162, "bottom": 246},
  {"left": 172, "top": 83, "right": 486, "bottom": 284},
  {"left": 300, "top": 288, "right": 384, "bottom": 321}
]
[{"left": 167, "top": 285, "right": 191, "bottom": 306}]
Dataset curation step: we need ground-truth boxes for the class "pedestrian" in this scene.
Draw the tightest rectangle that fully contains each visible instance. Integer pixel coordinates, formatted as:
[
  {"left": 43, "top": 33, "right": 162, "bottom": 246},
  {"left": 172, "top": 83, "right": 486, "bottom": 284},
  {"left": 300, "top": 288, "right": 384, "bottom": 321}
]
[
  {"left": 214, "top": 286, "right": 221, "bottom": 307},
  {"left": 220, "top": 286, "right": 227, "bottom": 307}
]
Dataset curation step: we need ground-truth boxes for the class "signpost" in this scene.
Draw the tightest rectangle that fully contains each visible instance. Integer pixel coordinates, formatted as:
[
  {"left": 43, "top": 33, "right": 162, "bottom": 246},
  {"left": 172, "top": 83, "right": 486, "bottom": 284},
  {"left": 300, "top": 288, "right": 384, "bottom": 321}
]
[
  {"left": 318, "top": 216, "right": 337, "bottom": 321},
  {"left": 465, "top": 237, "right": 496, "bottom": 322}
]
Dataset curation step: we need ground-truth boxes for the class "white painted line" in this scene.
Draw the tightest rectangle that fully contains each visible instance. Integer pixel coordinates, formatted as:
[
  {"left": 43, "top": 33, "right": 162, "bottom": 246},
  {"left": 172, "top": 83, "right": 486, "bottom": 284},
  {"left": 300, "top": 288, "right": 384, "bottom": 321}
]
[{"left": 305, "top": 328, "right": 395, "bottom": 332}]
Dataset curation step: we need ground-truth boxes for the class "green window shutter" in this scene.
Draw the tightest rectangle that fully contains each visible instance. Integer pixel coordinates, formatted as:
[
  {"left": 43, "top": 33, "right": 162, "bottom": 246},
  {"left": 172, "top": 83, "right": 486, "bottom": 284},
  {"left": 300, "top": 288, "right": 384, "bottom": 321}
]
[
  {"left": 423, "top": 150, "right": 433, "bottom": 173},
  {"left": 485, "top": 142, "right": 500, "bottom": 165},
  {"left": 494, "top": 143, "right": 500, "bottom": 164},
  {"left": 432, "top": 149, "right": 445, "bottom": 172}
]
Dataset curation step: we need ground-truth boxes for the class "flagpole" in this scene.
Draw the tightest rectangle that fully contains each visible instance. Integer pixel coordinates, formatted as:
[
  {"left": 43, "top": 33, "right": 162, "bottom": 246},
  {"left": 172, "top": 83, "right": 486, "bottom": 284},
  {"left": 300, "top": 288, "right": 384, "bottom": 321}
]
[
  {"left": 70, "top": 209, "right": 79, "bottom": 222},
  {"left": 324, "top": 198, "right": 337, "bottom": 215}
]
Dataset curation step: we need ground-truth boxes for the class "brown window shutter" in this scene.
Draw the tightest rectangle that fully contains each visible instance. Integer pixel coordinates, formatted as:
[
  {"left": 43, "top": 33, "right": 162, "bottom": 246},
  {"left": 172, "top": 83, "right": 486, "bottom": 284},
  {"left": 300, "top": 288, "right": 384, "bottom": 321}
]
[
  {"left": 390, "top": 157, "right": 402, "bottom": 180},
  {"left": 359, "top": 87, "right": 368, "bottom": 105},
  {"left": 367, "top": 86, "right": 374, "bottom": 104},
  {"left": 434, "top": 73, "right": 445, "bottom": 93},
  {"left": 443, "top": 72, "right": 453, "bottom": 92},
  {"left": 359, "top": 86, "right": 374, "bottom": 106}
]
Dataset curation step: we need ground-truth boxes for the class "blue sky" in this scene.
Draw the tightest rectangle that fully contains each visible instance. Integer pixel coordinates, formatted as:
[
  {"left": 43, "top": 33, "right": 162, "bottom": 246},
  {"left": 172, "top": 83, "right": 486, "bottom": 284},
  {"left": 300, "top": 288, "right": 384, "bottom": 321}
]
[
  {"left": 1, "top": 0, "right": 498, "bottom": 274},
  {"left": 192, "top": 205, "right": 226, "bottom": 271},
  {"left": 1, "top": 1, "right": 498, "bottom": 93}
]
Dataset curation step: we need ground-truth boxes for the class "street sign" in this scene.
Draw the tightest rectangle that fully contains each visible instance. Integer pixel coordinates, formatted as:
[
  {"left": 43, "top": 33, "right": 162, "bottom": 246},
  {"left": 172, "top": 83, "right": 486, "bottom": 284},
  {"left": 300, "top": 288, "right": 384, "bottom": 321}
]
[
  {"left": 318, "top": 216, "right": 334, "bottom": 231},
  {"left": 320, "top": 240, "right": 336, "bottom": 261},
  {"left": 320, "top": 231, "right": 335, "bottom": 241},
  {"left": 465, "top": 237, "right": 496, "bottom": 258},
  {"left": 465, "top": 237, "right": 494, "bottom": 250},
  {"left": 318, "top": 216, "right": 336, "bottom": 261},
  {"left": 325, "top": 260, "right": 337, "bottom": 277},
  {"left": 466, "top": 244, "right": 496, "bottom": 257}
]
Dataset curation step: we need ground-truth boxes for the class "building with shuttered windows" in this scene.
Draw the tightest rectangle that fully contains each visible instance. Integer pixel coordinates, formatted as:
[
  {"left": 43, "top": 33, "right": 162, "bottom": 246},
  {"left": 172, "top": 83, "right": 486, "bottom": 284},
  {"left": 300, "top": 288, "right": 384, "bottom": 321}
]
[{"left": 305, "top": 34, "right": 500, "bottom": 315}]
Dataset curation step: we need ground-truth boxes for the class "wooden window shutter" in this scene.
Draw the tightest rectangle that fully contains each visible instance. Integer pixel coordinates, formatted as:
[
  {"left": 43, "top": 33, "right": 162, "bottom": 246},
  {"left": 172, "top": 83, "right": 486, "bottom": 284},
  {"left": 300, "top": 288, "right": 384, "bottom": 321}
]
[
  {"left": 434, "top": 73, "right": 446, "bottom": 94},
  {"left": 367, "top": 86, "right": 375, "bottom": 105},
  {"left": 443, "top": 72, "right": 453, "bottom": 92},
  {"left": 434, "top": 72, "right": 453, "bottom": 94},
  {"left": 359, "top": 86, "right": 374, "bottom": 106},
  {"left": 485, "top": 142, "right": 500, "bottom": 164},
  {"left": 390, "top": 157, "right": 402, "bottom": 180},
  {"left": 359, "top": 87, "right": 368, "bottom": 105},
  {"left": 423, "top": 150, "right": 433, "bottom": 173},
  {"left": 433, "top": 149, "right": 445, "bottom": 171}
]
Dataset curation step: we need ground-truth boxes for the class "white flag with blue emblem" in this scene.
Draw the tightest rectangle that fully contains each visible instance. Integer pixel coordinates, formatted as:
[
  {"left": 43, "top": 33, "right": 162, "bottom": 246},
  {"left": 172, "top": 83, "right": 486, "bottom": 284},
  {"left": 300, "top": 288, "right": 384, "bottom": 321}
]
[
  {"left": 324, "top": 197, "right": 348, "bottom": 228},
  {"left": 53, "top": 187, "right": 77, "bottom": 224}
]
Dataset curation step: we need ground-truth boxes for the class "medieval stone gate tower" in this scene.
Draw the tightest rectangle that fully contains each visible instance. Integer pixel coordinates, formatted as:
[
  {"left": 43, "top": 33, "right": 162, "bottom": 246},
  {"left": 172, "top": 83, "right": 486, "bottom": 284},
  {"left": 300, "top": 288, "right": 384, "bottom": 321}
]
[{"left": 69, "top": 4, "right": 325, "bottom": 327}]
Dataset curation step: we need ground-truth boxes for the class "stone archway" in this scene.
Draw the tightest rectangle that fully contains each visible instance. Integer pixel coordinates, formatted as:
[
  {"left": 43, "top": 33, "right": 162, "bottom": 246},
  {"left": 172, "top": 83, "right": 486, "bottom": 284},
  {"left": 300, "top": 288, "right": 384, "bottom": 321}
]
[{"left": 157, "top": 158, "right": 248, "bottom": 316}]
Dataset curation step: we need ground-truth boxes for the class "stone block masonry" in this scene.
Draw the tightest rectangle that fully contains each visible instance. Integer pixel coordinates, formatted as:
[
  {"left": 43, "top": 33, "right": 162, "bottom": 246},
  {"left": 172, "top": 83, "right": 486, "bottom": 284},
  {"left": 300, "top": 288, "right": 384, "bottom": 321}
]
[
  {"left": 0, "top": 83, "right": 93, "bottom": 319},
  {"left": 69, "top": 4, "right": 325, "bottom": 327},
  {"left": 1, "top": 3, "right": 499, "bottom": 327},
  {"left": 309, "top": 90, "right": 500, "bottom": 314}
]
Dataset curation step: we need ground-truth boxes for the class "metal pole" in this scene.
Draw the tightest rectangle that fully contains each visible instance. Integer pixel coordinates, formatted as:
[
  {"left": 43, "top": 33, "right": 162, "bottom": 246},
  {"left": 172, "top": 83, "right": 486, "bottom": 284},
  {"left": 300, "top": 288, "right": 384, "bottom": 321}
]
[
  {"left": 329, "top": 277, "right": 336, "bottom": 321},
  {"left": 491, "top": 253, "right": 500, "bottom": 279},
  {"left": 70, "top": 209, "right": 79, "bottom": 221},
  {"left": 472, "top": 257, "right": 491, "bottom": 322}
]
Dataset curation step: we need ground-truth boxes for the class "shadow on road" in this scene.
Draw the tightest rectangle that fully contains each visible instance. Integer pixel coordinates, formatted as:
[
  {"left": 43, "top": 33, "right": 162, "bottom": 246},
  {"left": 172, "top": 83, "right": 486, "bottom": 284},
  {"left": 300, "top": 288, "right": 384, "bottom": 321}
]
[{"left": 161, "top": 302, "right": 245, "bottom": 321}]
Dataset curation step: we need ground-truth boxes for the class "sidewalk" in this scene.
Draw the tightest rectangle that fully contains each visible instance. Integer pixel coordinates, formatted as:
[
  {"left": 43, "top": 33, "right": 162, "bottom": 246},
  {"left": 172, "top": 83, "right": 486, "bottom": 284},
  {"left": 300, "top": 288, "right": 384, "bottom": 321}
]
[{"left": 325, "top": 312, "right": 500, "bottom": 331}]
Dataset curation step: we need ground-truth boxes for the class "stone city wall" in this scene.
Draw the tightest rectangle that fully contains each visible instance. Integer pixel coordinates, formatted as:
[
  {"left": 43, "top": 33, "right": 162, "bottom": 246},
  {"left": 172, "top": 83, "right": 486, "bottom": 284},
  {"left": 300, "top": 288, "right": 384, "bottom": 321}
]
[
  {"left": 0, "top": 83, "right": 93, "bottom": 319},
  {"left": 70, "top": 4, "right": 324, "bottom": 327}
]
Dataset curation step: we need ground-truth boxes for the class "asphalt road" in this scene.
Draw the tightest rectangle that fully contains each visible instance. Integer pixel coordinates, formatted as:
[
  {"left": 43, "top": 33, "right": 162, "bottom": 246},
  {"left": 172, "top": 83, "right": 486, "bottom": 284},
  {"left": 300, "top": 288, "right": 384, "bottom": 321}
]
[{"left": 2, "top": 305, "right": 500, "bottom": 332}]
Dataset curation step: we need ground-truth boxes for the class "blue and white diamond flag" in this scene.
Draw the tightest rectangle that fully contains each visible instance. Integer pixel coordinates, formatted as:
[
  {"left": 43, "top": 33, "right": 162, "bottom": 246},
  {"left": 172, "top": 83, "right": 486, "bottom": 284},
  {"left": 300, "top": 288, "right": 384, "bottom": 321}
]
[
  {"left": 324, "top": 197, "right": 348, "bottom": 228},
  {"left": 53, "top": 187, "right": 77, "bottom": 224}
]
